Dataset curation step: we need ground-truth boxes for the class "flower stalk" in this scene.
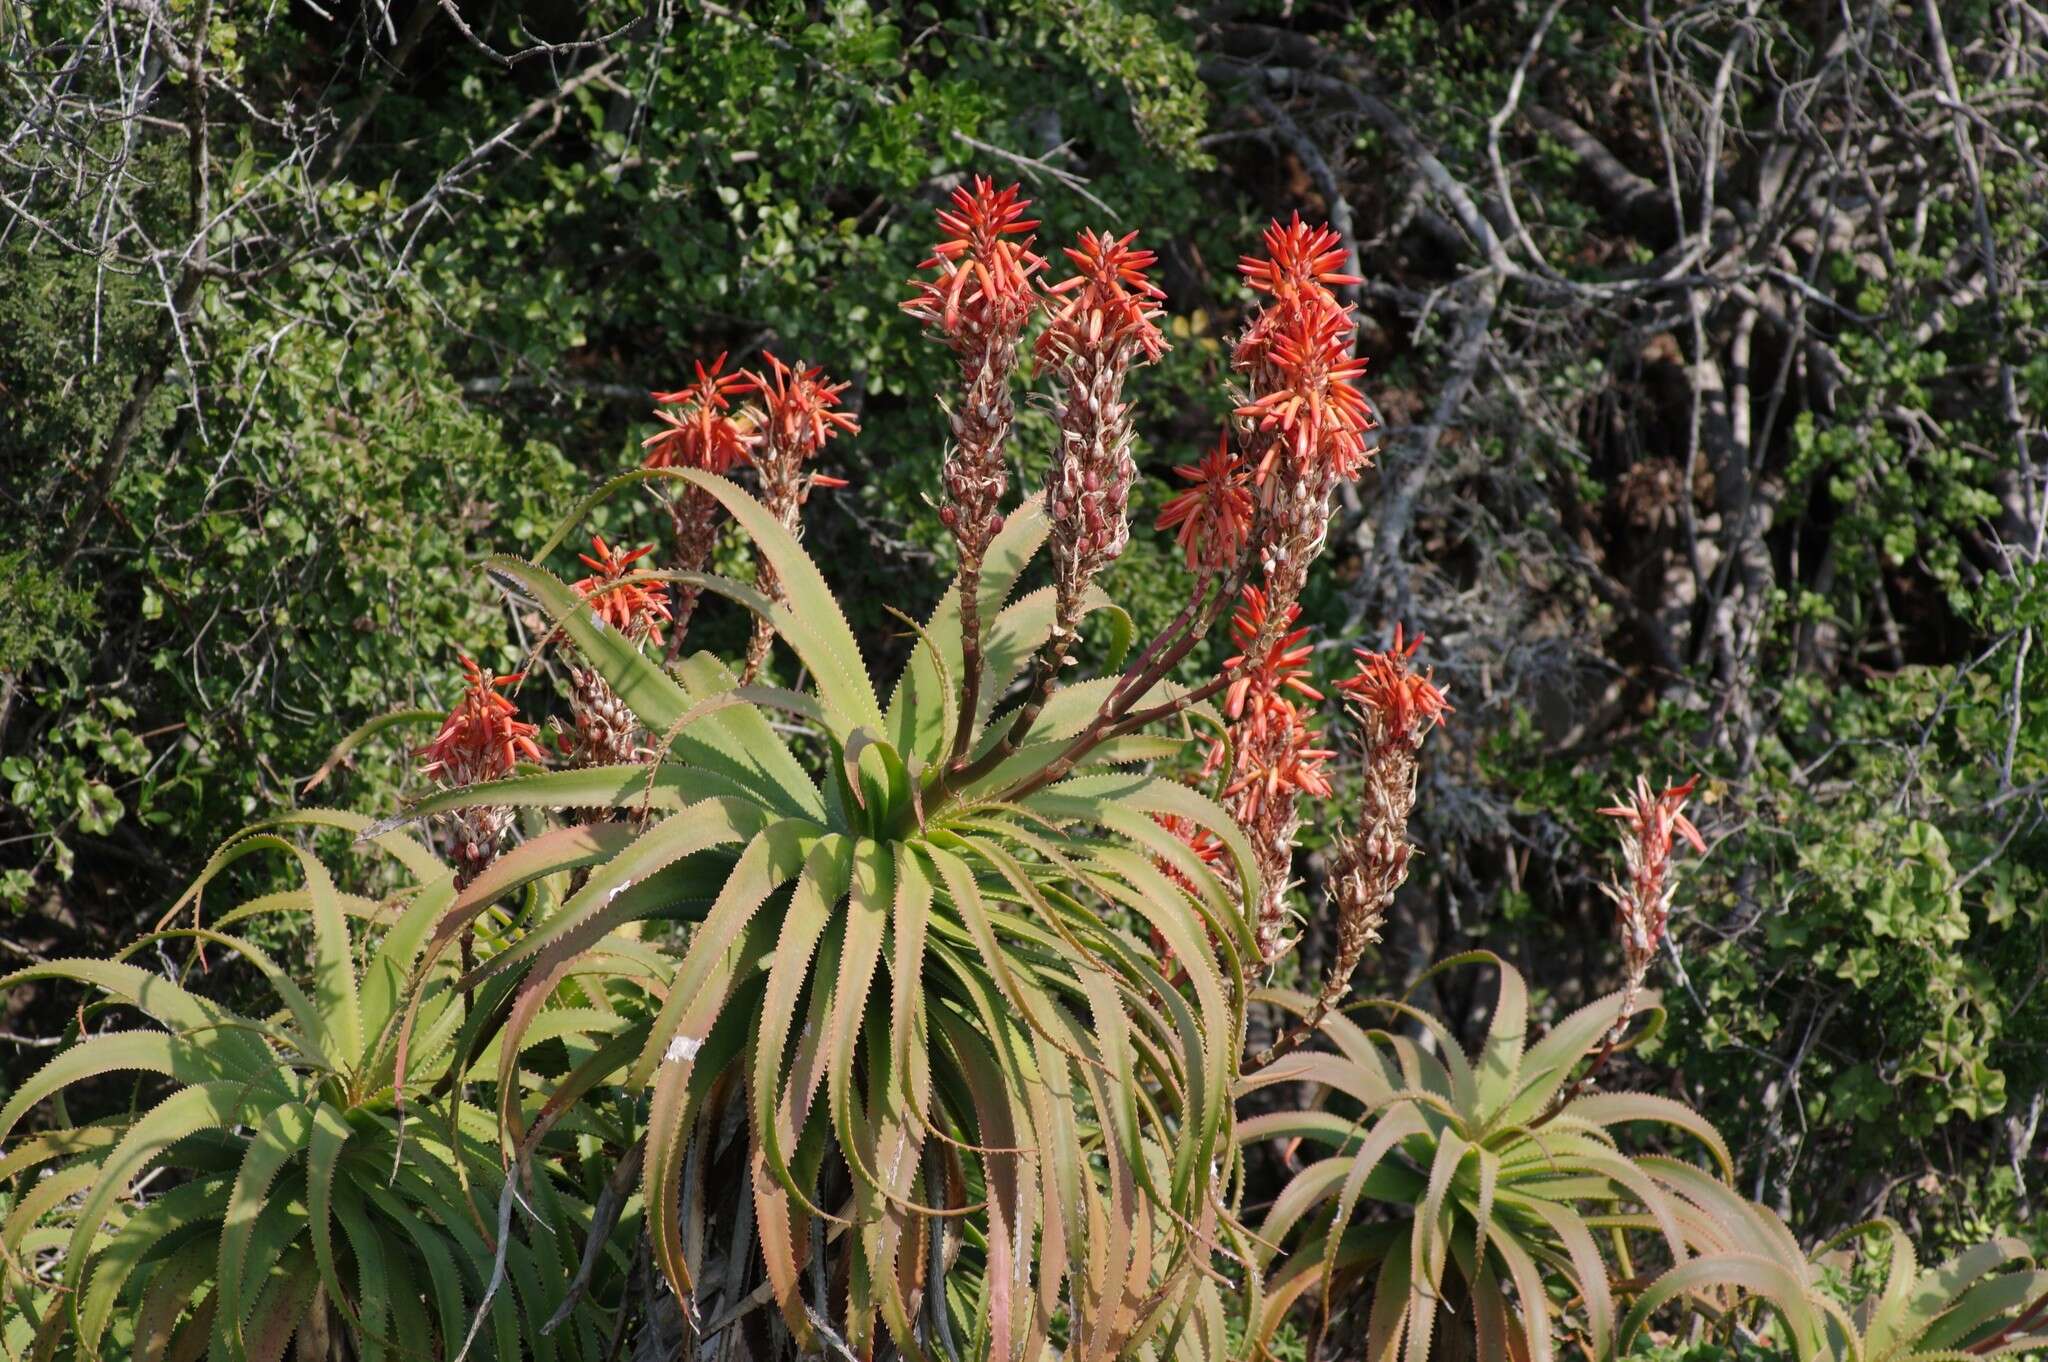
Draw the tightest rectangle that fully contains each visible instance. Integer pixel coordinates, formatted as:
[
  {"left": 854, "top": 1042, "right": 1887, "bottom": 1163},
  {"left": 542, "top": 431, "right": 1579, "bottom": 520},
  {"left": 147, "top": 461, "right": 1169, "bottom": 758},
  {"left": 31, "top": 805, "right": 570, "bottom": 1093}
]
[
  {"left": 1541, "top": 775, "right": 1705, "bottom": 1119},
  {"left": 737, "top": 352, "right": 857, "bottom": 681},
  {"left": 902, "top": 178, "right": 1045, "bottom": 765},
  {"left": 642, "top": 354, "right": 758, "bottom": 656},
  {"left": 1251, "top": 627, "right": 1450, "bottom": 1068}
]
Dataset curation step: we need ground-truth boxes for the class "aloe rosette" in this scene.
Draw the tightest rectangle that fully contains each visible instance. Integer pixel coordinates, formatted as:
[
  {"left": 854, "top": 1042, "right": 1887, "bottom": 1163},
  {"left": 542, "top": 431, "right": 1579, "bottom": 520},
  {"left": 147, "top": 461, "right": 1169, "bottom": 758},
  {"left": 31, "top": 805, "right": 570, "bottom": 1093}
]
[
  {"left": 0, "top": 811, "right": 638, "bottom": 1362},
  {"left": 408, "top": 470, "right": 1258, "bottom": 1362},
  {"left": 1239, "top": 953, "right": 1737, "bottom": 1362}
]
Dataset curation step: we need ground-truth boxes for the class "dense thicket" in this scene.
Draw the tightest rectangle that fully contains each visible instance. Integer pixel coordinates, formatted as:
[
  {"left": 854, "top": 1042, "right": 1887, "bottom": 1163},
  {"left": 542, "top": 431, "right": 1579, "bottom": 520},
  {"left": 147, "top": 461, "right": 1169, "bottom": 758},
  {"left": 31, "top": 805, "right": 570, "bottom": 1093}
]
[{"left": 3, "top": 0, "right": 2042, "bottom": 1258}]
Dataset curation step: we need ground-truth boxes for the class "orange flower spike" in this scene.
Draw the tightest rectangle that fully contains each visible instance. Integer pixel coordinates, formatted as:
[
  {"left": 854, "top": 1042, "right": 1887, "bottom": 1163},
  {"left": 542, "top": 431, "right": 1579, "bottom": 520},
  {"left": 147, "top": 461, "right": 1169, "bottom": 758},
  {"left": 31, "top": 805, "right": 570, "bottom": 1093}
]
[
  {"left": 1339, "top": 624, "right": 1453, "bottom": 748},
  {"left": 417, "top": 655, "right": 543, "bottom": 784},
  {"left": 641, "top": 400, "right": 757, "bottom": 474},
  {"left": 1156, "top": 434, "right": 1254, "bottom": 573},
  {"left": 1038, "top": 227, "right": 1168, "bottom": 365},
  {"left": 903, "top": 177, "right": 1045, "bottom": 339},
  {"left": 1599, "top": 775, "right": 1708, "bottom": 858},
  {"left": 571, "top": 535, "right": 673, "bottom": 643},
  {"left": 742, "top": 352, "right": 860, "bottom": 459},
  {"left": 650, "top": 352, "right": 749, "bottom": 408},
  {"left": 1224, "top": 586, "right": 1324, "bottom": 718},
  {"left": 1239, "top": 213, "right": 1363, "bottom": 298}
]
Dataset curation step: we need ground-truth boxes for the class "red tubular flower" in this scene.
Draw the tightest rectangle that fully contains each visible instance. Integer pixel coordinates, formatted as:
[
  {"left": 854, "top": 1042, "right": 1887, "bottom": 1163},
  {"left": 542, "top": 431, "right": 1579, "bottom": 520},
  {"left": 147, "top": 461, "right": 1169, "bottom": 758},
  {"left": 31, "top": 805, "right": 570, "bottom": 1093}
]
[
  {"left": 1218, "top": 694, "right": 1335, "bottom": 822},
  {"left": 1155, "top": 812, "right": 1227, "bottom": 870},
  {"left": 743, "top": 352, "right": 860, "bottom": 461},
  {"left": 417, "top": 655, "right": 542, "bottom": 786},
  {"left": 901, "top": 176, "right": 1045, "bottom": 342},
  {"left": 1239, "top": 213, "right": 1362, "bottom": 299},
  {"left": 1037, "top": 228, "right": 1168, "bottom": 366},
  {"left": 1235, "top": 304, "right": 1374, "bottom": 484},
  {"left": 1156, "top": 434, "right": 1254, "bottom": 573},
  {"left": 571, "top": 535, "right": 673, "bottom": 644},
  {"left": 651, "top": 352, "right": 751, "bottom": 408},
  {"left": 641, "top": 401, "right": 758, "bottom": 474},
  {"left": 1224, "top": 586, "right": 1323, "bottom": 720},
  {"left": 1338, "top": 624, "right": 1452, "bottom": 750}
]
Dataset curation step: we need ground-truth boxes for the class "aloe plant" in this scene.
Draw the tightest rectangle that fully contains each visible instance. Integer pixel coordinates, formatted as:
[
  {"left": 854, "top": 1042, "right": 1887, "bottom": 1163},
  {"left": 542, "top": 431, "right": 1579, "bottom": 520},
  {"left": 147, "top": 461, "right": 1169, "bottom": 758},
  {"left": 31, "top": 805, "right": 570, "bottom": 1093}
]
[
  {"left": 1239, "top": 953, "right": 1736, "bottom": 1362},
  {"left": 0, "top": 811, "right": 635, "bottom": 1362},
  {"left": 1618, "top": 1203, "right": 2048, "bottom": 1362},
  {"left": 327, "top": 186, "right": 1407, "bottom": 1362},
  {"left": 410, "top": 474, "right": 1257, "bottom": 1361}
]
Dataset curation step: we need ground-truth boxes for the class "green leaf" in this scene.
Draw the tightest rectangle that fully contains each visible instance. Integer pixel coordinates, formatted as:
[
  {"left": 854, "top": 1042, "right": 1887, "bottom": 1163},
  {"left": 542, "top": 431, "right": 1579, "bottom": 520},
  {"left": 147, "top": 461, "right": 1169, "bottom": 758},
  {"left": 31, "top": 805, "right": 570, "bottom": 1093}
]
[{"left": 661, "top": 469, "right": 880, "bottom": 731}]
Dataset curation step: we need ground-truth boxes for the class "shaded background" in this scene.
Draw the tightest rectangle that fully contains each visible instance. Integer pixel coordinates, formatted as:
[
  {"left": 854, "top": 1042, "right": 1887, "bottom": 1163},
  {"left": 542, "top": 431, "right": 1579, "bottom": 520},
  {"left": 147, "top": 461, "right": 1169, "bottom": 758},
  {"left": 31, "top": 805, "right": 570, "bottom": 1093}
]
[{"left": 2, "top": 0, "right": 2043, "bottom": 1253}]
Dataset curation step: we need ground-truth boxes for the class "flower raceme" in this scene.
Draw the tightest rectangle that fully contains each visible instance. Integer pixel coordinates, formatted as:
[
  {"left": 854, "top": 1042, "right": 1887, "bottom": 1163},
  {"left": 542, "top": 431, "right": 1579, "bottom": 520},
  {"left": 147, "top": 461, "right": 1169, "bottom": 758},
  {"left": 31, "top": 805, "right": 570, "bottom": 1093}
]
[
  {"left": 1223, "top": 586, "right": 1323, "bottom": 724},
  {"left": 1039, "top": 228, "right": 1169, "bottom": 645},
  {"left": 741, "top": 351, "right": 860, "bottom": 467},
  {"left": 1602, "top": 775, "right": 1707, "bottom": 1030},
  {"left": 1037, "top": 227, "right": 1168, "bottom": 366},
  {"left": 642, "top": 352, "right": 758, "bottom": 475},
  {"left": 571, "top": 535, "right": 673, "bottom": 644},
  {"left": 416, "top": 654, "right": 542, "bottom": 885},
  {"left": 417, "top": 654, "right": 542, "bottom": 785},
  {"left": 904, "top": 178, "right": 1045, "bottom": 564},
  {"left": 901, "top": 176, "right": 1045, "bottom": 342},
  {"left": 1207, "top": 630, "right": 1337, "bottom": 963},
  {"left": 1156, "top": 434, "right": 1254, "bottom": 574},
  {"left": 1337, "top": 624, "right": 1452, "bottom": 751},
  {"left": 738, "top": 352, "right": 857, "bottom": 678},
  {"left": 904, "top": 177, "right": 1047, "bottom": 759}
]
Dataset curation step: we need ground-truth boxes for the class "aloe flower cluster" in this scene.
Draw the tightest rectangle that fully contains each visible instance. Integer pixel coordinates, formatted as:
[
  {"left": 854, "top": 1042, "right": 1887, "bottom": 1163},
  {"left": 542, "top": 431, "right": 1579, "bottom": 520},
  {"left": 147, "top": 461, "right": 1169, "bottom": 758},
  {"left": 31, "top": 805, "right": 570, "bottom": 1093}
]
[
  {"left": 1156, "top": 434, "right": 1254, "bottom": 575},
  {"left": 560, "top": 535, "right": 671, "bottom": 768},
  {"left": 1327, "top": 631, "right": 1449, "bottom": 947},
  {"left": 416, "top": 655, "right": 542, "bottom": 885},
  {"left": 643, "top": 353, "right": 758, "bottom": 642},
  {"left": 1207, "top": 588, "right": 1335, "bottom": 962},
  {"left": 736, "top": 351, "right": 857, "bottom": 679},
  {"left": 1600, "top": 775, "right": 1707, "bottom": 1037},
  {"left": 1232, "top": 215, "right": 1374, "bottom": 613},
  {"left": 1037, "top": 228, "right": 1168, "bottom": 655}
]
